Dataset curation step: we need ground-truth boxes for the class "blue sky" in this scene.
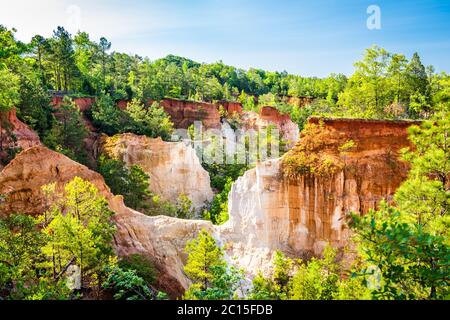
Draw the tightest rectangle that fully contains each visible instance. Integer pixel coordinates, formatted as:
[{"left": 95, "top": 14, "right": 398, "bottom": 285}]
[{"left": 1, "top": 0, "right": 449, "bottom": 76}]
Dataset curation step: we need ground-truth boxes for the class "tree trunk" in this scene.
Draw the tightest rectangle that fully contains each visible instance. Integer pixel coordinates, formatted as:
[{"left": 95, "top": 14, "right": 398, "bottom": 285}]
[{"left": 38, "top": 47, "right": 46, "bottom": 86}]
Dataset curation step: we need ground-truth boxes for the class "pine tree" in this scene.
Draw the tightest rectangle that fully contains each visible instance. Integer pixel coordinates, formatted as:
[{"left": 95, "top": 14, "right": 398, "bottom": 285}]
[
  {"left": 91, "top": 93, "right": 123, "bottom": 135},
  {"left": 41, "top": 177, "right": 115, "bottom": 286},
  {"left": 125, "top": 100, "right": 174, "bottom": 140},
  {"left": 184, "top": 229, "right": 225, "bottom": 290},
  {"left": 350, "top": 109, "right": 450, "bottom": 299},
  {"left": 406, "top": 52, "right": 431, "bottom": 116},
  {"left": 183, "top": 229, "right": 243, "bottom": 300},
  {"left": 407, "top": 52, "right": 429, "bottom": 96},
  {"left": 43, "top": 96, "right": 88, "bottom": 164}
]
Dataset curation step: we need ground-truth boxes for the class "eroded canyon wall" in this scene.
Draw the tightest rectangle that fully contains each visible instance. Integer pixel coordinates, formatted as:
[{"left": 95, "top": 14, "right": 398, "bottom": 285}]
[
  {"left": 99, "top": 133, "right": 214, "bottom": 210},
  {"left": 0, "top": 118, "right": 417, "bottom": 297},
  {"left": 52, "top": 96, "right": 96, "bottom": 112},
  {"left": 241, "top": 106, "right": 299, "bottom": 148},
  {"left": 221, "top": 118, "right": 415, "bottom": 257},
  {"left": 0, "top": 108, "right": 41, "bottom": 169},
  {"left": 0, "top": 146, "right": 212, "bottom": 298},
  {"left": 0, "top": 109, "right": 41, "bottom": 150},
  {"left": 152, "top": 98, "right": 222, "bottom": 129}
]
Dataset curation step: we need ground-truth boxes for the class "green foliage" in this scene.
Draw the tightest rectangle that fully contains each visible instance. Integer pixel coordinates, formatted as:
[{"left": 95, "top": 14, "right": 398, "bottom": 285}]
[
  {"left": 183, "top": 230, "right": 243, "bottom": 300},
  {"left": 2, "top": 23, "right": 449, "bottom": 146},
  {"left": 332, "top": 274, "right": 372, "bottom": 300},
  {"left": 0, "top": 179, "right": 163, "bottom": 301},
  {"left": 91, "top": 94, "right": 124, "bottom": 135},
  {"left": 350, "top": 204, "right": 449, "bottom": 300},
  {"left": 337, "top": 46, "right": 437, "bottom": 119},
  {"left": 250, "top": 247, "right": 371, "bottom": 301},
  {"left": 184, "top": 265, "right": 243, "bottom": 300},
  {"left": 290, "top": 246, "right": 340, "bottom": 300},
  {"left": 127, "top": 165, "right": 153, "bottom": 209},
  {"left": 142, "top": 194, "right": 176, "bottom": 217},
  {"left": 175, "top": 194, "right": 195, "bottom": 219},
  {"left": 204, "top": 177, "right": 232, "bottom": 225},
  {"left": 124, "top": 99, "right": 174, "bottom": 140},
  {"left": 118, "top": 254, "right": 157, "bottom": 286},
  {"left": 40, "top": 177, "right": 116, "bottom": 286},
  {"left": 43, "top": 96, "right": 88, "bottom": 165},
  {"left": 48, "top": 26, "right": 78, "bottom": 91},
  {"left": 0, "top": 68, "right": 20, "bottom": 112},
  {"left": 16, "top": 277, "right": 71, "bottom": 300},
  {"left": 278, "top": 99, "right": 334, "bottom": 132},
  {"left": 0, "top": 214, "right": 48, "bottom": 299},
  {"left": 287, "top": 74, "right": 347, "bottom": 100},
  {"left": 338, "top": 140, "right": 357, "bottom": 153},
  {"left": 282, "top": 121, "right": 344, "bottom": 179},
  {"left": 238, "top": 91, "right": 258, "bottom": 112},
  {"left": 103, "top": 265, "right": 153, "bottom": 300},
  {"left": 98, "top": 155, "right": 197, "bottom": 219},
  {"left": 349, "top": 111, "right": 450, "bottom": 300},
  {"left": 0, "top": 65, "right": 21, "bottom": 158},
  {"left": 0, "top": 213, "right": 73, "bottom": 300},
  {"left": 184, "top": 229, "right": 225, "bottom": 288},
  {"left": 338, "top": 46, "right": 393, "bottom": 118},
  {"left": 2, "top": 23, "right": 450, "bottom": 301},
  {"left": 17, "top": 77, "right": 53, "bottom": 137},
  {"left": 249, "top": 251, "right": 295, "bottom": 300},
  {"left": 97, "top": 155, "right": 150, "bottom": 211},
  {"left": 201, "top": 161, "right": 250, "bottom": 226},
  {"left": 258, "top": 93, "right": 278, "bottom": 106},
  {"left": 203, "top": 163, "right": 250, "bottom": 192},
  {"left": 0, "top": 25, "right": 27, "bottom": 68}
]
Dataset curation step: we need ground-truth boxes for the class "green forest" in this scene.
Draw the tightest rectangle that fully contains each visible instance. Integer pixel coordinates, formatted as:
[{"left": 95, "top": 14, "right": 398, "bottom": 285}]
[{"left": 0, "top": 25, "right": 449, "bottom": 300}]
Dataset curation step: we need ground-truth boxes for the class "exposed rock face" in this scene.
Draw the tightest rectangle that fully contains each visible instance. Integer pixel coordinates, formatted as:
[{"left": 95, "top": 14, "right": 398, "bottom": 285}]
[
  {"left": 218, "top": 101, "right": 243, "bottom": 114},
  {"left": 221, "top": 118, "right": 415, "bottom": 256},
  {"left": 52, "top": 96, "right": 96, "bottom": 111},
  {"left": 0, "top": 146, "right": 211, "bottom": 298},
  {"left": 116, "top": 99, "right": 298, "bottom": 149},
  {"left": 152, "top": 98, "right": 221, "bottom": 129},
  {"left": 0, "top": 146, "right": 108, "bottom": 216},
  {"left": 0, "top": 108, "right": 41, "bottom": 169},
  {"left": 99, "top": 133, "right": 214, "bottom": 210},
  {"left": 0, "top": 118, "right": 416, "bottom": 297},
  {"left": 285, "top": 96, "right": 314, "bottom": 108},
  {"left": 242, "top": 106, "right": 299, "bottom": 148},
  {"left": 113, "top": 212, "right": 214, "bottom": 296},
  {"left": 0, "top": 108, "right": 41, "bottom": 151}
]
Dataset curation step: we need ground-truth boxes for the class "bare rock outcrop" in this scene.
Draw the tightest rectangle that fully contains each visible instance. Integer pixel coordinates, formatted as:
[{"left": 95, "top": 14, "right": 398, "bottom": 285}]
[
  {"left": 220, "top": 118, "right": 415, "bottom": 257},
  {"left": 0, "top": 108, "right": 41, "bottom": 150},
  {"left": 116, "top": 98, "right": 298, "bottom": 147},
  {"left": 153, "top": 98, "right": 221, "bottom": 129},
  {"left": 218, "top": 101, "right": 243, "bottom": 114},
  {"left": 0, "top": 117, "right": 417, "bottom": 297},
  {"left": 0, "top": 108, "right": 41, "bottom": 169},
  {"left": 99, "top": 133, "right": 214, "bottom": 210},
  {"left": 285, "top": 96, "right": 314, "bottom": 108},
  {"left": 52, "top": 96, "right": 95, "bottom": 112},
  {"left": 242, "top": 106, "right": 299, "bottom": 148},
  {"left": 0, "top": 145, "right": 211, "bottom": 298}
]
